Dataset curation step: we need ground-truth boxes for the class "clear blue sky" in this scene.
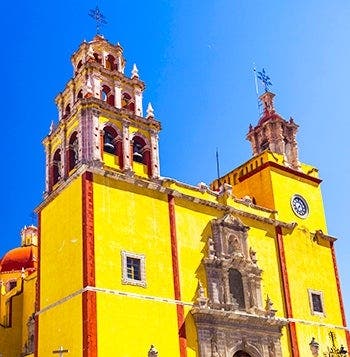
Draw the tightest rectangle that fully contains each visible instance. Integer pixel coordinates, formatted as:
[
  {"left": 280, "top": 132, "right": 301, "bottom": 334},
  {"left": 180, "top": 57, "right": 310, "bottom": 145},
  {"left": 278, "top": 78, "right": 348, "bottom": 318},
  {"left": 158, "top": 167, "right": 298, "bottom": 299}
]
[{"left": 1, "top": 1, "right": 349, "bottom": 319}]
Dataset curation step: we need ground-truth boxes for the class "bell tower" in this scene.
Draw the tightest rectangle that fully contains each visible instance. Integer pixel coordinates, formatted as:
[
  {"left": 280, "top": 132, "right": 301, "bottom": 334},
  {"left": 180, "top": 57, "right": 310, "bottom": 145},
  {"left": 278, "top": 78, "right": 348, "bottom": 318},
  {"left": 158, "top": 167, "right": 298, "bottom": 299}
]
[
  {"left": 246, "top": 91, "right": 299, "bottom": 170},
  {"left": 43, "top": 35, "right": 161, "bottom": 196}
]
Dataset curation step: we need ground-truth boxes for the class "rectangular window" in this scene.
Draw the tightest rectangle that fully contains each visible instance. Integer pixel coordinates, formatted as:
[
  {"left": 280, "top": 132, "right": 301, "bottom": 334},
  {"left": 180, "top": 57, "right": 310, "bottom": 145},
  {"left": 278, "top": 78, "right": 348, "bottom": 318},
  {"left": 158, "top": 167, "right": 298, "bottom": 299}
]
[
  {"left": 308, "top": 289, "right": 325, "bottom": 315},
  {"left": 127, "top": 257, "right": 141, "bottom": 281},
  {"left": 121, "top": 250, "right": 146, "bottom": 287}
]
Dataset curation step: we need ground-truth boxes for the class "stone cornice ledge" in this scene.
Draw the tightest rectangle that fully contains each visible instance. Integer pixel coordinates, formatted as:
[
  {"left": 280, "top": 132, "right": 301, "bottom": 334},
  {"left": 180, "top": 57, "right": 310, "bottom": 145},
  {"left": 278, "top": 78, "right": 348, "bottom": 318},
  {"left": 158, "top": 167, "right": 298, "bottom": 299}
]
[
  {"left": 36, "top": 165, "right": 297, "bottom": 230},
  {"left": 314, "top": 230, "right": 337, "bottom": 243},
  {"left": 191, "top": 306, "right": 287, "bottom": 329},
  {"left": 97, "top": 168, "right": 296, "bottom": 229}
]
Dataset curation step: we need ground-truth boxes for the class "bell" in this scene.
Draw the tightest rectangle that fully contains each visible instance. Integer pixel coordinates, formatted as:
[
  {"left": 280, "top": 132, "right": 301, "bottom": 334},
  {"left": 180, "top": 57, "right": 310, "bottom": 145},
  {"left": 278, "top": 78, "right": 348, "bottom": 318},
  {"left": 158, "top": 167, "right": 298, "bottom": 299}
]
[
  {"left": 133, "top": 151, "right": 144, "bottom": 164},
  {"left": 104, "top": 142, "right": 115, "bottom": 151}
]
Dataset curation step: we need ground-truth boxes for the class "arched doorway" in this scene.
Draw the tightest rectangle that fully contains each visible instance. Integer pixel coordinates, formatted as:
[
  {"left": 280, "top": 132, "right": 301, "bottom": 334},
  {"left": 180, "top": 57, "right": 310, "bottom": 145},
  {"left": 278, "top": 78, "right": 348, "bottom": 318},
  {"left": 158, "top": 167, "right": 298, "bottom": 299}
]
[{"left": 233, "top": 351, "right": 252, "bottom": 357}]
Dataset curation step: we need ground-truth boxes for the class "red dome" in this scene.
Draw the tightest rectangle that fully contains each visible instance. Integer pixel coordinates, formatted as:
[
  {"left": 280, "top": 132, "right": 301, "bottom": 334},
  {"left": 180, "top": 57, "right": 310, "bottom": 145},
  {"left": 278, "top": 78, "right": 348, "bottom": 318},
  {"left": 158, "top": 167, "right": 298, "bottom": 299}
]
[{"left": 0, "top": 246, "right": 36, "bottom": 272}]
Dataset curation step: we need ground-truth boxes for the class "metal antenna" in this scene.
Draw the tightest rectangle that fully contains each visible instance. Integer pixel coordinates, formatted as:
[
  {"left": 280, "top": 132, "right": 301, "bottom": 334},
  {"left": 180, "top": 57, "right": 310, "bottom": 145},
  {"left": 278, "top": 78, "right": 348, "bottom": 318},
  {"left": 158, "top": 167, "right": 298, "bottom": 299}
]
[
  {"left": 30, "top": 211, "right": 37, "bottom": 226},
  {"left": 216, "top": 148, "right": 221, "bottom": 188},
  {"left": 89, "top": 6, "right": 107, "bottom": 35}
]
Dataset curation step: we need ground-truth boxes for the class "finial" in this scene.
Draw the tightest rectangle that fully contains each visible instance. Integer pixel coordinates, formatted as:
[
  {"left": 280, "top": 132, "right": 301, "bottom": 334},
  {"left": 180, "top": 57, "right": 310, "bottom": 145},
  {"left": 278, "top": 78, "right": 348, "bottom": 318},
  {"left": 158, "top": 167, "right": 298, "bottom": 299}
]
[
  {"left": 148, "top": 345, "right": 158, "bottom": 357},
  {"left": 49, "top": 121, "right": 54, "bottom": 135},
  {"left": 257, "top": 68, "right": 272, "bottom": 92},
  {"left": 265, "top": 295, "right": 277, "bottom": 318},
  {"left": 146, "top": 102, "right": 154, "bottom": 118},
  {"left": 309, "top": 337, "right": 320, "bottom": 356},
  {"left": 89, "top": 6, "right": 107, "bottom": 35},
  {"left": 132, "top": 64, "right": 139, "bottom": 79}
]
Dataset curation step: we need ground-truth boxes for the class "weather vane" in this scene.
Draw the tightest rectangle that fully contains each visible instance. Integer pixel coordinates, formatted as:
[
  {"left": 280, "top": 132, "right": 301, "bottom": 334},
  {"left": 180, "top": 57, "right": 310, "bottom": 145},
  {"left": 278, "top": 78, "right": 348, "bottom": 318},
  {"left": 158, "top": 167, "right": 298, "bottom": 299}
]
[
  {"left": 257, "top": 68, "right": 272, "bottom": 92},
  {"left": 89, "top": 6, "right": 107, "bottom": 35}
]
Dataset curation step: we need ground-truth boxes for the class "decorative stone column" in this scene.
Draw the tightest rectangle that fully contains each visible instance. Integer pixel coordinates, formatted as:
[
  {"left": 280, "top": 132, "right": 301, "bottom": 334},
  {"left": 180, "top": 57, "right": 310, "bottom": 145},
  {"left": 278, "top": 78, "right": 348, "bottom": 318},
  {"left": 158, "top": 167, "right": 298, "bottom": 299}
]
[
  {"left": 150, "top": 131, "right": 160, "bottom": 178},
  {"left": 122, "top": 121, "right": 132, "bottom": 172},
  {"left": 114, "top": 82, "right": 122, "bottom": 108},
  {"left": 134, "top": 87, "right": 143, "bottom": 117}
]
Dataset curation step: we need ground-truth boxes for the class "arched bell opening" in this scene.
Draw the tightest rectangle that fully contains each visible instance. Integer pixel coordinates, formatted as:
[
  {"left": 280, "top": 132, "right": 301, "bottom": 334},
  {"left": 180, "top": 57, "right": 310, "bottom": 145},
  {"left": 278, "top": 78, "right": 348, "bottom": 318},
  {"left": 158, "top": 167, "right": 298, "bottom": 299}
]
[
  {"left": 260, "top": 140, "right": 269, "bottom": 152},
  {"left": 121, "top": 92, "right": 135, "bottom": 112},
  {"left": 93, "top": 52, "right": 102, "bottom": 64},
  {"left": 102, "top": 126, "right": 123, "bottom": 169},
  {"left": 67, "top": 132, "right": 79, "bottom": 173},
  {"left": 101, "top": 85, "right": 115, "bottom": 106},
  {"left": 131, "top": 135, "right": 152, "bottom": 177},
  {"left": 77, "top": 89, "right": 83, "bottom": 100},
  {"left": 105, "top": 54, "right": 117, "bottom": 71},
  {"left": 64, "top": 104, "right": 71, "bottom": 118},
  {"left": 52, "top": 149, "right": 62, "bottom": 186}
]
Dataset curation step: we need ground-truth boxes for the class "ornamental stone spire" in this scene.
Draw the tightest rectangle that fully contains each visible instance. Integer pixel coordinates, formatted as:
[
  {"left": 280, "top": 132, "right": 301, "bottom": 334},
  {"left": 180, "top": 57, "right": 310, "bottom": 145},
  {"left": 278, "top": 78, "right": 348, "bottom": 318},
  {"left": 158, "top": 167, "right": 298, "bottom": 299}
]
[{"left": 247, "top": 91, "right": 300, "bottom": 170}]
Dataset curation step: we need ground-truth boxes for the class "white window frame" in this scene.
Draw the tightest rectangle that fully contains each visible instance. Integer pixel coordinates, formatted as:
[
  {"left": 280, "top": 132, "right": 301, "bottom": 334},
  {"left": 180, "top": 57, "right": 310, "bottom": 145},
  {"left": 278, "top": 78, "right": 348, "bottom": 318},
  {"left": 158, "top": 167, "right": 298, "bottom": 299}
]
[
  {"left": 121, "top": 250, "right": 146, "bottom": 287},
  {"left": 308, "top": 289, "right": 325, "bottom": 316}
]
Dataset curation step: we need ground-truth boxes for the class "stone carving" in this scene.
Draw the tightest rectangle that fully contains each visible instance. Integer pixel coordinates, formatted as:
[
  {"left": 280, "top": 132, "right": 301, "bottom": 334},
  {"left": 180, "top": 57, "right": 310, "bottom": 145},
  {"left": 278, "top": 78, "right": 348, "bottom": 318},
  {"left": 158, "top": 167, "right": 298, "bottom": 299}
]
[
  {"left": 265, "top": 295, "right": 277, "bottom": 318},
  {"left": 148, "top": 345, "right": 158, "bottom": 357},
  {"left": 195, "top": 281, "right": 209, "bottom": 308},
  {"left": 309, "top": 337, "right": 319, "bottom": 356},
  {"left": 23, "top": 313, "right": 35, "bottom": 355},
  {"left": 191, "top": 213, "right": 286, "bottom": 356},
  {"left": 211, "top": 330, "right": 221, "bottom": 357},
  {"left": 204, "top": 214, "right": 263, "bottom": 312},
  {"left": 249, "top": 247, "right": 257, "bottom": 264}
]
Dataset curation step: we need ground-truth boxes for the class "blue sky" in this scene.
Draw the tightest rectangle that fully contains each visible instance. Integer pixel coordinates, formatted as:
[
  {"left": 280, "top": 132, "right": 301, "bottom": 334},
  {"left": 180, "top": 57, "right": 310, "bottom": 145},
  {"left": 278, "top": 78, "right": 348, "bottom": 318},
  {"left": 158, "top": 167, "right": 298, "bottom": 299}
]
[{"left": 1, "top": 1, "right": 349, "bottom": 318}]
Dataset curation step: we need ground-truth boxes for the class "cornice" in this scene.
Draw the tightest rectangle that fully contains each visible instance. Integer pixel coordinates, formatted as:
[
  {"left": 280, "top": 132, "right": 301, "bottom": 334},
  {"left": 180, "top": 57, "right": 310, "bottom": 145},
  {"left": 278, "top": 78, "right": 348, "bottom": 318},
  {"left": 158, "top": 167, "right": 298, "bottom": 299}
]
[
  {"left": 36, "top": 164, "right": 296, "bottom": 231},
  {"left": 239, "top": 160, "right": 322, "bottom": 185},
  {"left": 191, "top": 307, "right": 287, "bottom": 331}
]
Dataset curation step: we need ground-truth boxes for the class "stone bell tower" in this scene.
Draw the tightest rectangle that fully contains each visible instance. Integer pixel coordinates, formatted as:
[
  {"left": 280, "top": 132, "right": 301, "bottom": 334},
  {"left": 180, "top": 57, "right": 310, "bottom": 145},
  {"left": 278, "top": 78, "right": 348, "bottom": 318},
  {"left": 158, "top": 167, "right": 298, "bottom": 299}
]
[
  {"left": 246, "top": 91, "right": 300, "bottom": 170},
  {"left": 43, "top": 35, "right": 161, "bottom": 196}
]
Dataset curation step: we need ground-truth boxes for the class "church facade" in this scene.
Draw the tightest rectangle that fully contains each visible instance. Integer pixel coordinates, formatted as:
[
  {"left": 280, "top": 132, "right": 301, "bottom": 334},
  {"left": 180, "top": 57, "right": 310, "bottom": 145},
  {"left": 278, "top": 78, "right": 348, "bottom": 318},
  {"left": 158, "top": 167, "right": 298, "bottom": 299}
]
[{"left": 0, "top": 35, "right": 348, "bottom": 357}]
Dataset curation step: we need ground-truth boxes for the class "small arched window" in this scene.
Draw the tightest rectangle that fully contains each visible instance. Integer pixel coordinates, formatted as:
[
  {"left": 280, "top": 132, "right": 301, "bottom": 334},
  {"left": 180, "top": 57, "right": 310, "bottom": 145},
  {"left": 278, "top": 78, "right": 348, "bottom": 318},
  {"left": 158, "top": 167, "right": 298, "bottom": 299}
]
[
  {"left": 121, "top": 93, "right": 135, "bottom": 112},
  {"left": 132, "top": 136, "right": 146, "bottom": 164},
  {"left": 68, "top": 132, "right": 78, "bottom": 172},
  {"left": 65, "top": 104, "right": 71, "bottom": 117},
  {"left": 52, "top": 149, "right": 62, "bottom": 185},
  {"left": 229, "top": 269, "right": 245, "bottom": 310},
  {"left": 77, "top": 89, "right": 83, "bottom": 100},
  {"left": 7, "top": 280, "right": 17, "bottom": 292},
  {"left": 260, "top": 140, "right": 269, "bottom": 152},
  {"left": 101, "top": 85, "right": 114, "bottom": 106},
  {"left": 93, "top": 52, "right": 102, "bottom": 64},
  {"left": 105, "top": 54, "right": 116, "bottom": 70},
  {"left": 77, "top": 60, "right": 83, "bottom": 70}
]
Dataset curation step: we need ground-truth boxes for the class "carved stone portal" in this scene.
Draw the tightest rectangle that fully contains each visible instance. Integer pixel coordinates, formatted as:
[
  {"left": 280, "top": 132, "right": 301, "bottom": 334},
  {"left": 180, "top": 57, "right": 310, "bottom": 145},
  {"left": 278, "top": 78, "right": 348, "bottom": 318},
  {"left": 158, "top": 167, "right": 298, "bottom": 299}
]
[{"left": 191, "top": 214, "right": 286, "bottom": 357}]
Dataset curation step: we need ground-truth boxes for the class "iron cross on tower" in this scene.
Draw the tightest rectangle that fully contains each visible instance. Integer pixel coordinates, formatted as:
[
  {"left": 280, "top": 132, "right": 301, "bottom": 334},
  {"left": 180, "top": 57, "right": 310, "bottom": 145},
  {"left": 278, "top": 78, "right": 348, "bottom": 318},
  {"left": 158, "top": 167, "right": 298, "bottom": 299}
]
[
  {"left": 52, "top": 346, "right": 69, "bottom": 357},
  {"left": 89, "top": 6, "right": 107, "bottom": 35},
  {"left": 257, "top": 68, "right": 272, "bottom": 92}
]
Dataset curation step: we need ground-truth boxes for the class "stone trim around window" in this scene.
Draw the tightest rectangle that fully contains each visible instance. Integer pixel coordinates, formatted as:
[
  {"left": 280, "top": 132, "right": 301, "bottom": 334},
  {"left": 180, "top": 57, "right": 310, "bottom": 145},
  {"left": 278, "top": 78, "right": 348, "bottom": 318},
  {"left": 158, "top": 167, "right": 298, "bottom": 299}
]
[
  {"left": 308, "top": 289, "right": 325, "bottom": 316},
  {"left": 121, "top": 250, "right": 146, "bottom": 288}
]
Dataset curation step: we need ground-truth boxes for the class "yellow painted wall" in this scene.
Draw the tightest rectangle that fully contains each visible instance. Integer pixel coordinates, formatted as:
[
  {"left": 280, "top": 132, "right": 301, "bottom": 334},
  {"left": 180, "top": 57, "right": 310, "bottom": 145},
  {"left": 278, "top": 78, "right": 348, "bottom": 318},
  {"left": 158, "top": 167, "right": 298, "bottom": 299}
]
[
  {"left": 93, "top": 174, "right": 182, "bottom": 355},
  {"left": 270, "top": 168, "right": 327, "bottom": 231},
  {"left": 38, "top": 295, "right": 82, "bottom": 356},
  {"left": 38, "top": 176, "right": 83, "bottom": 354},
  {"left": 234, "top": 166, "right": 275, "bottom": 209},
  {"left": 21, "top": 273, "right": 36, "bottom": 352},
  {"left": 0, "top": 289, "right": 23, "bottom": 357},
  {"left": 173, "top": 199, "right": 219, "bottom": 356}
]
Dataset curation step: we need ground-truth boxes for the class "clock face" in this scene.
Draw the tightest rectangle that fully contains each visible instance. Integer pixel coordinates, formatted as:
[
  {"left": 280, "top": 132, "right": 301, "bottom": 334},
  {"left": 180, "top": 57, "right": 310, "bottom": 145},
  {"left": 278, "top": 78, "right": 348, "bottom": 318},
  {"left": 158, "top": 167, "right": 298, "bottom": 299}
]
[{"left": 291, "top": 195, "right": 309, "bottom": 218}]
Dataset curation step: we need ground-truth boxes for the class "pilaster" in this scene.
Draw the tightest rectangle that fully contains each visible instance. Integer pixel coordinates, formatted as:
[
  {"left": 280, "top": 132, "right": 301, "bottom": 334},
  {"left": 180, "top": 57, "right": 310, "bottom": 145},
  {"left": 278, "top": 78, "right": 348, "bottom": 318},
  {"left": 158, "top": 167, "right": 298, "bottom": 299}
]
[
  {"left": 122, "top": 121, "right": 131, "bottom": 172},
  {"left": 115, "top": 82, "right": 122, "bottom": 108},
  {"left": 150, "top": 131, "right": 160, "bottom": 178}
]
